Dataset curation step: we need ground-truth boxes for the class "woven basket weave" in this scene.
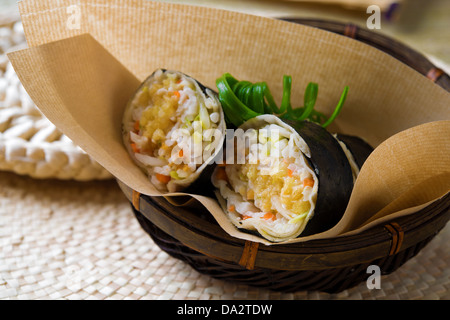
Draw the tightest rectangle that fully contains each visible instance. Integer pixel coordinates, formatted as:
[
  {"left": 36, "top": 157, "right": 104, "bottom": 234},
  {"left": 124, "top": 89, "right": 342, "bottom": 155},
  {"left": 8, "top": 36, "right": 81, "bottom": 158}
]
[{"left": 118, "top": 19, "right": 450, "bottom": 293}]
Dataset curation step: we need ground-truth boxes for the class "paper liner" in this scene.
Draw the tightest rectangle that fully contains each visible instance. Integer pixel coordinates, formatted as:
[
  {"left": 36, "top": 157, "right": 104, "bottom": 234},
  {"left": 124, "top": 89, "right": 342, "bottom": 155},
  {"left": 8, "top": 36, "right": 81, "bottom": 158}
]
[
  {"left": 8, "top": 0, "right": 450, "bottom": 245},
  {"left": 280, "top": 0, "right": 402, "bottom": 11}
]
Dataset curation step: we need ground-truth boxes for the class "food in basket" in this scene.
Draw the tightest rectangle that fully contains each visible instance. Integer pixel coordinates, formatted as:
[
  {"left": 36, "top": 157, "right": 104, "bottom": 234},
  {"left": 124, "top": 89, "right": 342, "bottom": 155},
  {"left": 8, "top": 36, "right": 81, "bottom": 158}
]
[
  {"left": 122, "top": 69, "right": 226, "bottom": 192},
  {"left": 212, "top": 74, "right": 373, "bottom": 242}
]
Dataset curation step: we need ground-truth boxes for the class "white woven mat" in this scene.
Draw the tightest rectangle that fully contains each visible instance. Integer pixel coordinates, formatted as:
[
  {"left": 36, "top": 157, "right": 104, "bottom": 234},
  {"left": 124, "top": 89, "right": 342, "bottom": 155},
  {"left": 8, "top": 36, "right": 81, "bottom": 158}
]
[
  {"left": 0, "top": 170, "right": 448, "bottom": 300},
  {"left": 0, "top": 18, "right": 112, "bottom": 181}
]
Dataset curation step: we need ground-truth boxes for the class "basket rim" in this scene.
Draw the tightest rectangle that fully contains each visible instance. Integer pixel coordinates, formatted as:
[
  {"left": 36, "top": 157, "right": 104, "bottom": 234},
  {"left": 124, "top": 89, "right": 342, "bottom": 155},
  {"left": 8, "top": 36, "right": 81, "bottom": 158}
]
[
  {"left": 118, "top": 18, "right": 450, "bottom": 271},
  {"left": 282, "top": 18, "right": 450, "bottom": 92},
  {"left": 118, "top": 180, "right": 450, "bottom": 271}
]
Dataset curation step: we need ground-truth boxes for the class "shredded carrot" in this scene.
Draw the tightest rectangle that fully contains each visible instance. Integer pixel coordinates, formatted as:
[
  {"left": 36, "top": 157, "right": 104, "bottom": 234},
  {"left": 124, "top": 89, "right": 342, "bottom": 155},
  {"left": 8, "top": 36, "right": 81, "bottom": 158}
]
[
  {"left": 173, "top": 91, "right": 180, "bottom": 98},
  {"left": 303, "top": 178, "right": 314, "bottom": 188},
  {"left": 178, "top": 149, "right": 183, "bottom": 157},
  {"left": 215, "top": 167, "right": 228, "bottom": 182},
  {"left": 263, "top": 212, "right": 276, "bottom": 221},
  {"left": 134, "top": 120, "right": 140, "bottom": 132},
  {"left": 131, "top": 142, "right": 140, "bottom": 153},
  {"left": 155, "top": 173, "right": 171, "bottom": 184},
  {"left": 228, "top": 205, "right": 235, "bottom": 212},
  {"left": 242, "top": 215, "right": 251, "bottom": 220},
  {"left": 287, "top": 169, "right": 293, "bottom": 177}
]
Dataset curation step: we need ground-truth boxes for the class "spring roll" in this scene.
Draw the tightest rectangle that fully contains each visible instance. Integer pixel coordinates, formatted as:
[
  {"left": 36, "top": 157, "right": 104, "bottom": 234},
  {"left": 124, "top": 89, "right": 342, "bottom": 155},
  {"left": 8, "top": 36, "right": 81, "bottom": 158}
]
[
  {"left": 212, "top": 115, "right": 372, "bottom": 242},
  {"left": 123, "top": 69, "right": 225, "bottom": 192}
]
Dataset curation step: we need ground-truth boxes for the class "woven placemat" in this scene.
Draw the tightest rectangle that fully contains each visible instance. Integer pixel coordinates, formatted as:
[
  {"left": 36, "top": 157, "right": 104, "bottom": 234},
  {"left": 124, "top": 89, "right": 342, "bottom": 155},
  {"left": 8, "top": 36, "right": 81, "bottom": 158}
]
[
  {"left": 0, "top": 170, "right": 448, "bottom": 300},
  {"left": 0, "top": 18, "right": 112, "bottom": 181}
]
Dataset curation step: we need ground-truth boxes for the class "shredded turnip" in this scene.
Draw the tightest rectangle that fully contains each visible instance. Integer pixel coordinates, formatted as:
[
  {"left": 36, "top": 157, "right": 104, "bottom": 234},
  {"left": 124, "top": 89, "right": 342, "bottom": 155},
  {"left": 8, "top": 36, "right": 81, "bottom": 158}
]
[{"left": 134, "top": 153, "right": 168, "bottom": 167}]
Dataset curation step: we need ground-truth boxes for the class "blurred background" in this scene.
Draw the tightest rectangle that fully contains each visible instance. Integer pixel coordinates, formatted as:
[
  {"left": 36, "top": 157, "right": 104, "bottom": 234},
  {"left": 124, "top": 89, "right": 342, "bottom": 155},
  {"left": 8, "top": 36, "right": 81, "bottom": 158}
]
[{"left": 2, "top": 0, "right": 448, "bottom": 68}]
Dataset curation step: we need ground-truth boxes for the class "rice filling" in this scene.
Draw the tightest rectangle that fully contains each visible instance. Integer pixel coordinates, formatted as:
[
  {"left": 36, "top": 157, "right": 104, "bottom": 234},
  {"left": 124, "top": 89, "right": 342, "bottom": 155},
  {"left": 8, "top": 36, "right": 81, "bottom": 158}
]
[
  {"left": 212, "top": 121, "right": 319, "bottom": 242},
  {"left": 123, "top": 69, "right": 224, "bottom": 192}
]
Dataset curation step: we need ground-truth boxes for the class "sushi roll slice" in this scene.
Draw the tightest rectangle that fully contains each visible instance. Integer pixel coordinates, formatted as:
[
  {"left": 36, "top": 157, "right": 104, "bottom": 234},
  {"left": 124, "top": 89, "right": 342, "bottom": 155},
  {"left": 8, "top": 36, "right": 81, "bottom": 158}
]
[
  {"left": 122, "top": 69, "right": 226, "bottom": 192},
  {"left": 211, "top": 114, "right": 372, "bottom": 242}
]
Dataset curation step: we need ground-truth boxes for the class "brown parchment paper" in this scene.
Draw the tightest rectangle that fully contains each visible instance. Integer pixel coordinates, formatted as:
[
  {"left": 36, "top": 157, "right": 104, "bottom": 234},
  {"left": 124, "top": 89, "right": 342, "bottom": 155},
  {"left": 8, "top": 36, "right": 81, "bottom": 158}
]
[
  {"left": 8, "top": 0, "right": 450, "bottom": 245},
  {"left": 280, "top": 0, "right": 401, "bottom": 11}
]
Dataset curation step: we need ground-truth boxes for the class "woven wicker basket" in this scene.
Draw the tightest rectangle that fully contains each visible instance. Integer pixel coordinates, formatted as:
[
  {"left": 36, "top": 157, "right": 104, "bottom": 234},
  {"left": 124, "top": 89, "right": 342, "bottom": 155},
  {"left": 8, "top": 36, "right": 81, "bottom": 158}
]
[{"left": 117, "top": 19, "right": 450, "bottom": 293}]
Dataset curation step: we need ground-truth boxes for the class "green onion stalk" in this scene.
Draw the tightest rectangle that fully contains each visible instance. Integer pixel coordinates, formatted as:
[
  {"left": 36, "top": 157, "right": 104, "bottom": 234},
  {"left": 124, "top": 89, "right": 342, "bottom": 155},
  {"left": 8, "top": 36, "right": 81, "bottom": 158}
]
[{"left": 215, "top": 73, "right": 349, "bottom": 128}]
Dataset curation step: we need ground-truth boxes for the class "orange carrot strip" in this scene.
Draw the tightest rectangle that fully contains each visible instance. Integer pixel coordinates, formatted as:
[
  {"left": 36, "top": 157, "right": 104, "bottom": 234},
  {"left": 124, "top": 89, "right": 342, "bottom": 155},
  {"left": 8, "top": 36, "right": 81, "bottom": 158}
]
[
  {"left": 134, "top": 120, "right": 140, "bottom": 132},
  {"left": 303, "top": 178, "right": 314, "bottom": 188},
  {"left": 155, "top": 173, "right": 171, "bottom": 184},
  {"left": 178, "top": 149, "right": 183, "bottom": 157},
  {"left": 287, "top": 169, "right": 293, "bottom": 177},
  {"left": 131, "top": 142, "right": 140, "bottom": 153},
  {"left": 173, "top": 91, "right": 180, "bottom": 98},
  {"left": 228, "top": 205, "right": 235, "bottom": 212},
  {"left": 263, "top": 212, "right": 276, "bottom": 221}
]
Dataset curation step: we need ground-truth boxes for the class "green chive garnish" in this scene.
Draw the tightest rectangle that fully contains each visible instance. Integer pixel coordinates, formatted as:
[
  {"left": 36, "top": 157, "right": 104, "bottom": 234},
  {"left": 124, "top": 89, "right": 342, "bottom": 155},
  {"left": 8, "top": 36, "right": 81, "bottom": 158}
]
[{"left": 216, "top": 73, "right": 349, "bottom": 128}]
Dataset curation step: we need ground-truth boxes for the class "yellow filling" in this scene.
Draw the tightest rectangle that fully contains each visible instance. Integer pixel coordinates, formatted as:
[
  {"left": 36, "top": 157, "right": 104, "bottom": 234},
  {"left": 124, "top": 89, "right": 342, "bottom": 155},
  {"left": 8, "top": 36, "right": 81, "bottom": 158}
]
[
  {"left": 131, "top": 74, "right": 194, "bottom": 176},
  {"left": 238, "top": 158, "right": 312, "bottom": 219},
  {"left": 137, "top": 76, "right": 184, "bottom": 150}
]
